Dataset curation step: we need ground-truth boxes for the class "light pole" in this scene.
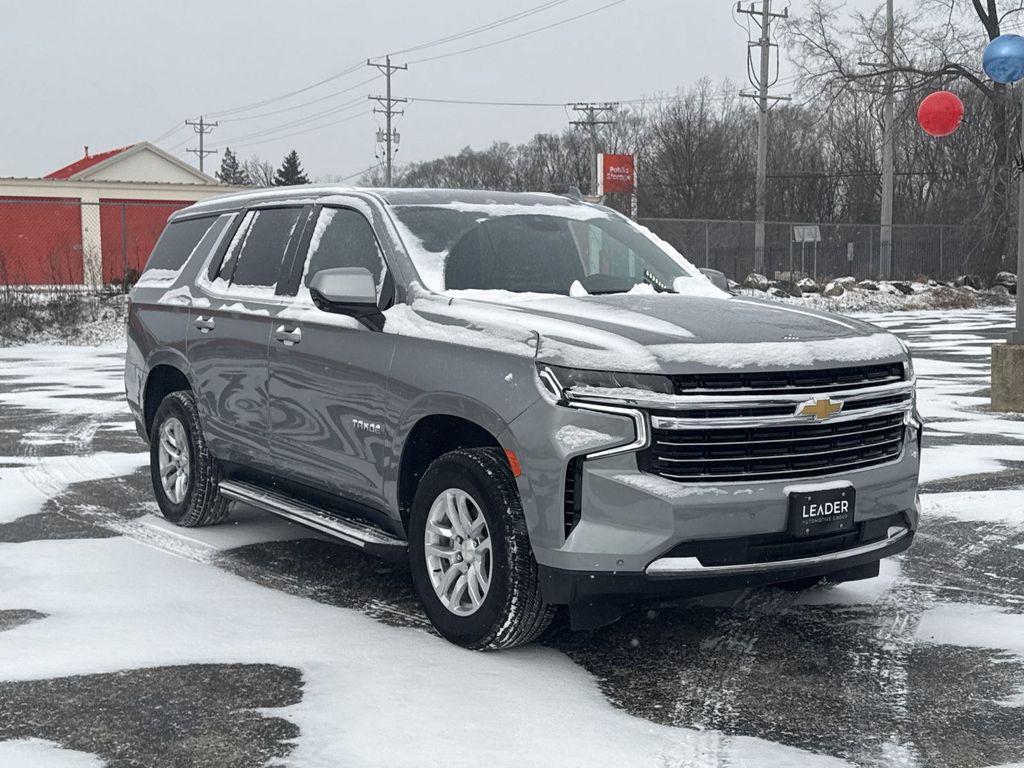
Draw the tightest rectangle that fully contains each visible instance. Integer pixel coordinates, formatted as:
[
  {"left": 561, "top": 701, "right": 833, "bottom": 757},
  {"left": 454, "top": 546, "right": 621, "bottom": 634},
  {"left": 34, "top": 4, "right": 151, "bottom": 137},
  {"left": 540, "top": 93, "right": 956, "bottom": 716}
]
[{"left": 982, "top": 34, "right": 1024, "bottom": 410}]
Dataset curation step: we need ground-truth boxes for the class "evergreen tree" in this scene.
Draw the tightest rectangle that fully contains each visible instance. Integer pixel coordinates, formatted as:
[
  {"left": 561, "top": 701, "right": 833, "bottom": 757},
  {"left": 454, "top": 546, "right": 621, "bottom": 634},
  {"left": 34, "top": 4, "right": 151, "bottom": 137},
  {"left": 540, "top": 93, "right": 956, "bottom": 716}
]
[
  {"left": 216, "top": 147, "right": 248, "bottom": 186},
  {"left": 273, "top": 150, "right": 310, "bottom": 186}
]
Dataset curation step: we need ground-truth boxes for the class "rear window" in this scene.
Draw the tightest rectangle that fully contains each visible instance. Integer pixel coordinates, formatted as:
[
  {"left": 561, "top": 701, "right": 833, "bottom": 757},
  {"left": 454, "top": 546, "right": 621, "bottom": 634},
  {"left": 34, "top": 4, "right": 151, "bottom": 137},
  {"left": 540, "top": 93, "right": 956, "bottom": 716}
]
[
  {"left": 224, "top": 207, "right": 304, "bottom": 292},
  {"left": 145, "top": 216, "right": 220, "bottom": 274}
]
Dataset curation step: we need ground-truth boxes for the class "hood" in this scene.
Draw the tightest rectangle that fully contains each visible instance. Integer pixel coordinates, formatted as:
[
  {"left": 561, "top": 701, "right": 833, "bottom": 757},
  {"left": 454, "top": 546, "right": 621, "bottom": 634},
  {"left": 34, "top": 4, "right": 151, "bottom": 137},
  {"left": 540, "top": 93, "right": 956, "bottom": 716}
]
[{"left": 384, "top": 290, "right": 904, "bottom": 375}]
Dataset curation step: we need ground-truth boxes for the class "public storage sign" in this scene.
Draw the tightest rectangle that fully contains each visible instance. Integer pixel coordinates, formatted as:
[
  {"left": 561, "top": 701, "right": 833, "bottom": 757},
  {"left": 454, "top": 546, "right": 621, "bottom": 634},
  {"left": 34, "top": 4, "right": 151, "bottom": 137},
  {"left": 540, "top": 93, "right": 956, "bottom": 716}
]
[{"left": 598, "top": 153, "right": 635, "bottom": 195}]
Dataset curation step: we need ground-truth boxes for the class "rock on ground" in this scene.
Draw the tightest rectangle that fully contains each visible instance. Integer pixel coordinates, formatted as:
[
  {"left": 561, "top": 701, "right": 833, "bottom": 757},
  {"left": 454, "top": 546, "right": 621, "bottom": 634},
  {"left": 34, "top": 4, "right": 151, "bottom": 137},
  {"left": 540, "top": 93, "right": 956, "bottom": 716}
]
[{"left": 742, "top": 272, "right": 770, "bottom": 291}]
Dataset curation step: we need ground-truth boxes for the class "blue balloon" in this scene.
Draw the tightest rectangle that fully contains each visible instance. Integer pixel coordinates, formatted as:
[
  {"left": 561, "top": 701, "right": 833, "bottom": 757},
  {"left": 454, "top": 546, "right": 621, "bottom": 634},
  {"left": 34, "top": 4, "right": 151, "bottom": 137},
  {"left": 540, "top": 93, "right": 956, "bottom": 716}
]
[{"left": 983, "top": 34, "right": 1024, "bottom": 83}]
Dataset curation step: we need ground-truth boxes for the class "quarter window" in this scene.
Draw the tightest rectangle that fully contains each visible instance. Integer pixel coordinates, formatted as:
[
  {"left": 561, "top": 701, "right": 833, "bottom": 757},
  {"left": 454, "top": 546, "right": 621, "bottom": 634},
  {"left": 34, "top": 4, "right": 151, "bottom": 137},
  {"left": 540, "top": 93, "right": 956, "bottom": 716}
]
[
  {"left": 298, "top": 207, "right": 386, "bottom": 303},
  {"left": 145, "top": 215, "right": 220, "bottom": 273}
]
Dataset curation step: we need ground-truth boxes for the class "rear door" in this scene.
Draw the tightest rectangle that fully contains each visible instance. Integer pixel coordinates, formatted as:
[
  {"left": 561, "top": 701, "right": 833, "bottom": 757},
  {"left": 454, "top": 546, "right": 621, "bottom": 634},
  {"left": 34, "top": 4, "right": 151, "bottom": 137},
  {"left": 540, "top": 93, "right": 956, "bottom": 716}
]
[
  {"left": 189, "top": 204, "right": 310, "bottom": 469},
  {"left": 268, "top": 203, "right": 397, "bottom": 510},
  {"left": 126, "top": 213, "right": 233, "bottom": 427}
]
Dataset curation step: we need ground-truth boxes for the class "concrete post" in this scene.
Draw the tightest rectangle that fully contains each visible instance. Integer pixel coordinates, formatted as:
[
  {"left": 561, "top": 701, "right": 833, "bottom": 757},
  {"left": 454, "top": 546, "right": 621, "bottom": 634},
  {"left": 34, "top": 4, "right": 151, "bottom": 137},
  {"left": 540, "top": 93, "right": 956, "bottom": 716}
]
[{"left": 79, "top": 193, "right": 102, "bottom": 287}]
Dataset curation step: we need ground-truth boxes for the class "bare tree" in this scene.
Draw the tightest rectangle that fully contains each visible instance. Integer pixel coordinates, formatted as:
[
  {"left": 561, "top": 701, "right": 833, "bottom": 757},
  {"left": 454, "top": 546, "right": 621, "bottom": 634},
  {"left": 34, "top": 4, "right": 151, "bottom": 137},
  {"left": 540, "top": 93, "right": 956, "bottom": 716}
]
[
  {"left": 787, "top": 0, "right": 1024, "bottom": 275},
  {"left": 242, "top": 156, "right": 275, "bottom": 188}
]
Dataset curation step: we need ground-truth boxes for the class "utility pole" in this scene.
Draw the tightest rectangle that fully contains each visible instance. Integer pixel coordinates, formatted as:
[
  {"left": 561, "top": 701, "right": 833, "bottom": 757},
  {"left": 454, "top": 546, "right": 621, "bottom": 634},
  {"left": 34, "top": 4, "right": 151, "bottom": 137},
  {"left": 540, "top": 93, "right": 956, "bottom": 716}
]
[
  {"left": 185, "top": 116, "right": 218, "bottom": 173},
  {"left": 569, "top": 102, "right": 618, "bottom": 197},
  {"left": 737, "top": 1, "right": 789, "bottom": 275},
  {"left": 879, "top": 0, "right": 895, "bottom": 280},
  {"left": 368, "top": 55, "right": 408, "bottom": 186}
]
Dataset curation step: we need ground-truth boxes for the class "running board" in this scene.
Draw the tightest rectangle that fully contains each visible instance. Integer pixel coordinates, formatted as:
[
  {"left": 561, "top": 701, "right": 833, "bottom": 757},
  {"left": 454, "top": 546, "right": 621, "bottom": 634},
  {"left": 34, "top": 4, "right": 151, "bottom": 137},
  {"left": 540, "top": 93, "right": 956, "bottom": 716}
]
[{"left": 218, "top": 479, "right": 407, "bottom": 557}]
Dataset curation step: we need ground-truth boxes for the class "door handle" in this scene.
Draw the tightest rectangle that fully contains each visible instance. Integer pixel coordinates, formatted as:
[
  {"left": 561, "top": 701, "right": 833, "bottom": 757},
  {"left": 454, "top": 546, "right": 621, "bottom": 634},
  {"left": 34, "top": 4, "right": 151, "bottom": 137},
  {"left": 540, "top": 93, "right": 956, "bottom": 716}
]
[
  {"left": 274, "top": 325, "right": 302, "bottom": 346},
  {"left": 194, "top": 316, "right": 215, "bottom": 333}
]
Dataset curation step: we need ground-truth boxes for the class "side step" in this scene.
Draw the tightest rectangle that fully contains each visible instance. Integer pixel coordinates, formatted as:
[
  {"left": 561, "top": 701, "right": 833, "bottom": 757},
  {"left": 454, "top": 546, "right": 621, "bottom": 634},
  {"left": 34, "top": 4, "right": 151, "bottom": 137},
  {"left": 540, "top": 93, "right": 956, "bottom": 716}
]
[{"left": 219, "top": 479, "right": 407, "bottom": 557}]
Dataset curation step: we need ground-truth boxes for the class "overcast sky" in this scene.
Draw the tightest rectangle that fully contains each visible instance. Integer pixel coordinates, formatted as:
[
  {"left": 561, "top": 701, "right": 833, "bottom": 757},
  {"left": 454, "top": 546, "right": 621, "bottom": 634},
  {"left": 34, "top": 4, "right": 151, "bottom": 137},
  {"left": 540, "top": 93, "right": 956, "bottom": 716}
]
[{"left": 1, "top": 0, "right": 882, "bottom": 180}]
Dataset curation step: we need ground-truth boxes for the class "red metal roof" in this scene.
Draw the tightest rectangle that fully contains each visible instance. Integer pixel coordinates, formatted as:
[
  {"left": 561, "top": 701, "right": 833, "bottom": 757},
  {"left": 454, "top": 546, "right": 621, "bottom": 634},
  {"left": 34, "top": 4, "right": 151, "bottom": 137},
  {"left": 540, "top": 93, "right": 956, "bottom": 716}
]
[{"left": 45, "top": 144, "right": 137, "bottom": 180}]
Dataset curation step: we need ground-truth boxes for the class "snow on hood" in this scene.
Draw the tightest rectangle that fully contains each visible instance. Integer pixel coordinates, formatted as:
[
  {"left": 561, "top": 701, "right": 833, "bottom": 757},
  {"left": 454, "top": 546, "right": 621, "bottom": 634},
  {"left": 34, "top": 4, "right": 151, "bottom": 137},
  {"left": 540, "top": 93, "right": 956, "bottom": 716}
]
[{"left": 382, "top": 286, "right": 905, "bottom": 374}]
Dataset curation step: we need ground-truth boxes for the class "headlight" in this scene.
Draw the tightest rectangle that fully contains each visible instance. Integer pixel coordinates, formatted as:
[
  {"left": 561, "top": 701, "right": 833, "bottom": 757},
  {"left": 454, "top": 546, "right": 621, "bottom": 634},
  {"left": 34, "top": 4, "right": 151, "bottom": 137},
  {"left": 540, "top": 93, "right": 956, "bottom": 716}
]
[
  {"left": 539, "top": 364, "right": 673, "bottom": 398},
  {"left": 895, "top": 337, "right": 914, "bottom": 381}
]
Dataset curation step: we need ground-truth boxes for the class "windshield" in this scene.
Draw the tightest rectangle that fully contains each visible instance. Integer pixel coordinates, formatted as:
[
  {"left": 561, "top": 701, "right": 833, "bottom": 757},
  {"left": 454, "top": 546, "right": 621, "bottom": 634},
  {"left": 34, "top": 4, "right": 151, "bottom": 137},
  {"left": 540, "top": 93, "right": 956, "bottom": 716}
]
[{"left": 389, "top": 202, "right": 704, "bottom": 295}]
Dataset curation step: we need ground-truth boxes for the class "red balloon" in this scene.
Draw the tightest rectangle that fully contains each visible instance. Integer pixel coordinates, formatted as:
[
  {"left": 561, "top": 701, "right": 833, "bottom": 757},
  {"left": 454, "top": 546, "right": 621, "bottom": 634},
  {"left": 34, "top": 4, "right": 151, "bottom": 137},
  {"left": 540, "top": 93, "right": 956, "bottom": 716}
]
[{"left": 917, "top": 91, "right": 964, "bottom": 137}]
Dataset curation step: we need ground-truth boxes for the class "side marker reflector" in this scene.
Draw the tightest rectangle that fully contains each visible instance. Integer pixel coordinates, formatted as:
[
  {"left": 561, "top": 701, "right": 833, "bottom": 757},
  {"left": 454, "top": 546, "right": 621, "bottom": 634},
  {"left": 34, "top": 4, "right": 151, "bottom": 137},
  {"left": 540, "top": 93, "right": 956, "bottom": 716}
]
[{"left": 504, "top": 449, "right": 523, "bottom": 477}]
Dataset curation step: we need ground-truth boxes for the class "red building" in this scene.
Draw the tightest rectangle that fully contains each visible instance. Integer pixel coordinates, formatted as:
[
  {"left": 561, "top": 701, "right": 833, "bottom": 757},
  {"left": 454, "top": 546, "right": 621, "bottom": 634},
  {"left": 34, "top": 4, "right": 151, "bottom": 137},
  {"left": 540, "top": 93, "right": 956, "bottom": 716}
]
[{"left": 0, "top": 142, "right": 232, "bottom": 286}]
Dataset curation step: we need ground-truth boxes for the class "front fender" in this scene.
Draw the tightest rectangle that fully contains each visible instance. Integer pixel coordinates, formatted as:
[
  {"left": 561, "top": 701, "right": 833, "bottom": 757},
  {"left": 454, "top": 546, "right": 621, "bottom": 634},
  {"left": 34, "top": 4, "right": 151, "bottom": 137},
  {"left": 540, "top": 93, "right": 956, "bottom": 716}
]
[{"left": 383, "top": 390, "right": 537, "bottom": 515}]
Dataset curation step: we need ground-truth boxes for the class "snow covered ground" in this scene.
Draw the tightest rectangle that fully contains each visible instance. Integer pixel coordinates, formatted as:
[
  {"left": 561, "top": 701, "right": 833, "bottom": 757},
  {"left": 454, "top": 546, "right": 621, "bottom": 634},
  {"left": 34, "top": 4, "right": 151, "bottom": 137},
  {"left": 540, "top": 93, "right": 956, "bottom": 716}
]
[
  {"left": 0, "top": 309, "right": 1022, "bottom": 767},
  {"left": 740, "top": 281, "right": 1014, "bottom": 314}
]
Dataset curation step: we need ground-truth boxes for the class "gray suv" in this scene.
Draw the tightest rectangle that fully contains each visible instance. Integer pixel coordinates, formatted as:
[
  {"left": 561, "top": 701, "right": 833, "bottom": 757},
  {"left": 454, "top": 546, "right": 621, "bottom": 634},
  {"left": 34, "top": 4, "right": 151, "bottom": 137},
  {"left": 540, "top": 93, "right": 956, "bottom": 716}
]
[{"left": 125, "top": 187, "right": 921, "bottom": 649}]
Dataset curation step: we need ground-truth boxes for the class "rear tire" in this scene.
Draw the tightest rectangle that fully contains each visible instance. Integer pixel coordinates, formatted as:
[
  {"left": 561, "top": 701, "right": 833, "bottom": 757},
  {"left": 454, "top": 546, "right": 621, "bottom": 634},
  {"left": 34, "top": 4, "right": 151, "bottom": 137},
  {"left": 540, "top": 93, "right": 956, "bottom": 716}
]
[
  {"left": 149, "top": 390, "right": 231, "bottom": 528},
  {"left": 408, "top": 448, "right": 553, "bottom": 650}
]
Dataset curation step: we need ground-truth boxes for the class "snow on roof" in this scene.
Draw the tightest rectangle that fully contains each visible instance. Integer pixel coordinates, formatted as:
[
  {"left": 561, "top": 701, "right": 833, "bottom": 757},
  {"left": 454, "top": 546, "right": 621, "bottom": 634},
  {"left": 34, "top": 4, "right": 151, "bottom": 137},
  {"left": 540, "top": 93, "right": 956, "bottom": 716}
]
[{"left": 44, "top": 144, "right": 138, "bottom": 180}]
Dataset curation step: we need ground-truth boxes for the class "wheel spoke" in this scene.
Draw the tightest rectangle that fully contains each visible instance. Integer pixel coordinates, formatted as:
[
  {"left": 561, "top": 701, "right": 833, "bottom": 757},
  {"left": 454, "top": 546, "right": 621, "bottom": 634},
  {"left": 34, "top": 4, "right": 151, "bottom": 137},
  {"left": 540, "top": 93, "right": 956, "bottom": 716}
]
[
  {"left": 445, "top": 493, "right": 466, "bottom": 538},
  {"left": 477, "top": 554, "right": 491, "bottom": 589},
  {"left": 467, "top": 566, "right": 484, "bottom": 608},
  {"left": 438, "top": 562, "right": 463, "bottom": 598},
  {"left": 467, "top": 513, "right": 486, "bottom": 537},
  {"left": 160, "top": 436, "right": 177, "bottom": 459},
  {"left": 456, "top": 495, "right": 475, "bottom": 537},
  {"left": 425, "top": 543, "right": 457, "bottom": 561},
  {"left": 449, "top": 572, "right": 469, "bottom": 609}
]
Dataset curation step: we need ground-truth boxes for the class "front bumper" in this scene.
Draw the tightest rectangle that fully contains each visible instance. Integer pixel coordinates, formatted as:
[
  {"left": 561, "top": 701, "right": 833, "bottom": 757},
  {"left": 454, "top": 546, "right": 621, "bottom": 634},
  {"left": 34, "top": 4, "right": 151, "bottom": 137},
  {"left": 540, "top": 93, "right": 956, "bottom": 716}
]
[
  {"left": 538, "top": 506, "right": 916, "bottom": 629},
  {"left": 508, "top": 381, "right": 921, "bottom": 589}
]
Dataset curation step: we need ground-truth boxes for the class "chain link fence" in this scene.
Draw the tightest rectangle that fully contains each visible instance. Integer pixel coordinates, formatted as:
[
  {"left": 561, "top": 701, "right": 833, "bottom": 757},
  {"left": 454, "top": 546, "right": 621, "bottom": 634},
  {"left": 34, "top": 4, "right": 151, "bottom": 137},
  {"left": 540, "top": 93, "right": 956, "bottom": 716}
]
[
  {"left": 0, "top": 198, "right": 1001, "bottom": 293},
  {"left": 0, "top": 198, "right": 193, "bottom": 293},
  {"left": 641, "top": 218, "right": 997, "bottom": 284}
]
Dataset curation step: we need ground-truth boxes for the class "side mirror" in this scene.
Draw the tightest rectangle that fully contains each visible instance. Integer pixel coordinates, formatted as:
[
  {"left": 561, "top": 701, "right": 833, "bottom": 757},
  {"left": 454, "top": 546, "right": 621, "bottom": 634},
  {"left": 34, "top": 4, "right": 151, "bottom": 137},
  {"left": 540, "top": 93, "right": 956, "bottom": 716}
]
[
  {"left": 308, "top": 267, "right": 383, "bottom": 328},
  {"left": 699, "top": 267, "right": 730, "bottom": 292}
]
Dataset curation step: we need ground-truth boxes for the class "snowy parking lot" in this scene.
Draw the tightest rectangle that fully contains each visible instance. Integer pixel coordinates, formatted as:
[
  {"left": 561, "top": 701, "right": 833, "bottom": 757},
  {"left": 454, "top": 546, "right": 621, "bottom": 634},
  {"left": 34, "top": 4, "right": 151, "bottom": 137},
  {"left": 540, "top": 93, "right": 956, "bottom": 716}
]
[{"left": 0, "top": 309, "right": 1022, "bottom": 768}]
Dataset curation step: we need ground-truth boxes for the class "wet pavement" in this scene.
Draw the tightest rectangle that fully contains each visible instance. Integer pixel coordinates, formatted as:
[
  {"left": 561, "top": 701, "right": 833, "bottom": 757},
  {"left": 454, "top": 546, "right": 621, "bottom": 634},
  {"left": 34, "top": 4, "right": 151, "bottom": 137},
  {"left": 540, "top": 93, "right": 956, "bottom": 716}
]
[{"left": 0, "top": 311, "right": 1022, "bottom": 768}]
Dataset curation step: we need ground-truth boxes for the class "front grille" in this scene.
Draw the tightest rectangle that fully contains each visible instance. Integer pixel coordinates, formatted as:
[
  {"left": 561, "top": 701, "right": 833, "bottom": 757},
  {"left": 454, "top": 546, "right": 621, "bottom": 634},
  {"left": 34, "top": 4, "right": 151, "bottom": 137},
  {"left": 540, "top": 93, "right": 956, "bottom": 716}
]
[
  {"left": 642, "top": 412, "right": 905, "bottom": 483},
  {"left": 648, "top": 389, "right": 907, "bottom": 421},
  {"left": 670, "top": 362, "right": 905, "bottom": 396}
]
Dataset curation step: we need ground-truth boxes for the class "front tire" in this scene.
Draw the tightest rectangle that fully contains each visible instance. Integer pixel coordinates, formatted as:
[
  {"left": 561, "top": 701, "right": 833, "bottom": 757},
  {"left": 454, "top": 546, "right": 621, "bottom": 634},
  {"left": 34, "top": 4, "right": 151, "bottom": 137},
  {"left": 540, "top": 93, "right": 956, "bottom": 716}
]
[
  {"left": 409, "top": 448, "right": 553, "bottom": 650},
  {"left": 149, "top": 390, "right": 230, "bottom": 527}
]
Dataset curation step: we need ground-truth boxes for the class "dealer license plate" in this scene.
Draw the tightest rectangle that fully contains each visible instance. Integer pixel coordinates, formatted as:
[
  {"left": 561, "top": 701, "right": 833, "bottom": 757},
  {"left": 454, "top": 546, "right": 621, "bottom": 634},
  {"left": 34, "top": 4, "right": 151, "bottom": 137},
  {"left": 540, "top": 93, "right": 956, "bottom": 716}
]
[{"left": 788, "top": 486, "right": 856, "bottom": 538}]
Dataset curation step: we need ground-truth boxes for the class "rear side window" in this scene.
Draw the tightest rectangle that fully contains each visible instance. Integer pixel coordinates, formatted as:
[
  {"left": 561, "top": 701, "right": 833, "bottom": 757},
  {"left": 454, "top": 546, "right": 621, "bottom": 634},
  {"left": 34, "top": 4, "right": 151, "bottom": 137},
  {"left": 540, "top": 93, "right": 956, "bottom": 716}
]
[
  {"left": 217, "top": 207, "right": 304, "bottom": 293},
  {"left": 298, "top": 207, "right": 386, "bottom": 303},
  {"left": 145, "top": 216, "right": 219, "bottom": 273}
]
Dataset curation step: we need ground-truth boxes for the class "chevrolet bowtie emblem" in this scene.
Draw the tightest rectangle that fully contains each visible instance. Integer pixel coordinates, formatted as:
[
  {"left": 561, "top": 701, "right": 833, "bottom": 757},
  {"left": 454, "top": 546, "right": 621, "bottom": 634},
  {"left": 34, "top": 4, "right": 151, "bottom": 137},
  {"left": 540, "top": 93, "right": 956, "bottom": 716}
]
[{"left": 797, "top": 397, "right": 844, "bottom": 421}]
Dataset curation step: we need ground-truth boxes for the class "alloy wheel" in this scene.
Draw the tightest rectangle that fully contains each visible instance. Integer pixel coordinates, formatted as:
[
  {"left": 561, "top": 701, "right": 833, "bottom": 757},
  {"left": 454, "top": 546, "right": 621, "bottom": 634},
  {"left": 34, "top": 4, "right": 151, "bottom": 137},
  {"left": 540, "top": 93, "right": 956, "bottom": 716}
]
[
  {"left": 424, "top": 488, "right": 492, "bottom": 616},
  {"left": 157, "top": 416, "right": 191, "bottom": 505}
]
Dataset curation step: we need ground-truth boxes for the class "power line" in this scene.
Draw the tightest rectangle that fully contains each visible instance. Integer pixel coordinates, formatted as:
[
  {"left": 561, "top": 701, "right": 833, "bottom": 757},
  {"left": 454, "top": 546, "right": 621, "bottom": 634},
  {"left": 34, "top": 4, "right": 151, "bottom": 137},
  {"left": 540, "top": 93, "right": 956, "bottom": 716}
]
[
  {"left": 197, "top": 1, "right": 579, "bottom": 123},
  {"left": 408, "top": 96, "right": 566, "bottom": 107},
  {"left": 387, "top": 0, "right": 570, "bottom": 56},
  {"left": 214, "top": 97, "right": 368, "bottom": 146},
  {"left": 205, "top": 61, "right": 366, "bottom": 119},
  {"left": 405, "top": 90, "right": 754, "bottom": 109},
  {"left": 368, "top": 55, "right": 408, "bottom": 186},
  {"left": 408, "top": 0, "right": 630, "bottom": 64},
  {"left": 151, "top": 122, "right": 186, "bottom": 144},
  {"left": 337, "top": 163, "right": 382, "bottom": 182},
  {"left": 219, "top": 110, "right": 372, "bottom": 152},
  {"left": 185, "top": 116, "right": 219, "bottom": 173},
  {"left": 218, "top": 76, "right": 381, "bottom": 123}
]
